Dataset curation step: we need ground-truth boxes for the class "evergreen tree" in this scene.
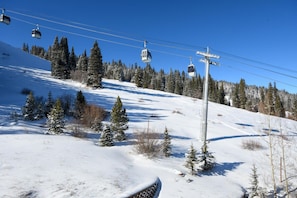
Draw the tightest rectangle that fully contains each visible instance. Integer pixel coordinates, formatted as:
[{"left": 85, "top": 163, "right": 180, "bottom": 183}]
[
  {"left": 99, "top": 125, "right": 114, "bottom": 146},
  {"left": 77, "top": 50, "right": 88, "bottom": 71},
  {"left": 293, "top": 98, "right": 297, "bottom": 120},
  {"left": 87, "top": 40, "right": 103, "bottom": 88},
  {"left": 239, "top": 78, "right": 247, "bottom": 109},
  {"left": 196, "top": 144, "right": 215, "bottom": 172},
  {"left": 69, "top": 47, "right": 77, "bottom": 71},
  {"left": 274, "top": 94, "right": 285, "bottom": 117},
  {"left": 110, "top": 96, "right": 129, "bottom": 141},
  {"left": 91, "top": 117, "right": 103, "bottom": 132},
  {"left": 162, "top": 127, "right": 172, "bottom": 157},
  {"left": 174, "top": 70, "right": 183, "bottom": 95},
  {"left": 44, "top": 91, "right": 54, "bottom": 117},
  {"left": 248, "top": 164, "right": 265, "bottom": 198},
  {"left": 165, "top": 69, "right": 175, "bottom": 93},
  {"left": 265, "top": 83, "right": 274, "bottom": 115},
  {"left": 35, "top": 103, "right": 44, "bottom": 120},
  {"left": 74, "top": 90, "right": 86, "bottom": 119},
  {"left": 134, "top": 67, "right": 143, "bottom": 87},
  {"left": 22, "top": 92, "right": 36, "bottom": 121},
  {"left": 47, "top": 99, "right": 64, "bottom": 134},
  {"left": 232, "top": 83, "right": 240, "bottom": 108},
  {"left": 185, "top": 144, "right": 197, "bottom": 175},
  {"left": 22, "top": 43, "right": 29, "bottom": 52},
  {"left": 60, "top": 37, "right": 71, "bottom": 79},
  {"left": 218, "top": 83, "right": 225, "bottom": 104}
]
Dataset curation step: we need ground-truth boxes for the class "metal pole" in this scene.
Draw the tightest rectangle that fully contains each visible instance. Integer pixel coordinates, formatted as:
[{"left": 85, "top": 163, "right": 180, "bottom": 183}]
[
  {"left": 201, "top": 47, "right": 210, "bottom": 152},
  {"left": 196, "top": 47, "right": 219, "bottom": 153}
]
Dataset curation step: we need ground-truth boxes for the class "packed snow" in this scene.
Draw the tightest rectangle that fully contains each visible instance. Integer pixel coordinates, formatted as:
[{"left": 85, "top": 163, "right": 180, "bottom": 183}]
[{"left": 0, "top": 41, "right": 297, "bottom": 197}]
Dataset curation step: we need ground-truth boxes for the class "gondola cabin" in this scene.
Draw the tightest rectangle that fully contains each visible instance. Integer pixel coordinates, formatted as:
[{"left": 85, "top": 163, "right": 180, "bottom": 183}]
[
  {"left": 141, "top": 48, "right": 152, "bottom": 63},
  {"left": 187, "top": 63, "right": 196, "bottom": 77},
  {"left": 32, "top": 28, "right": 41, "bottom": 39},
  {"left": 0, "top": 13, "right": 10, "bottom": 25}
]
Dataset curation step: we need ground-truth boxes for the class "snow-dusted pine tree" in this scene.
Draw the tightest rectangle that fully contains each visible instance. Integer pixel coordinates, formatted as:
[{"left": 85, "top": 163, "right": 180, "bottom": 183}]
[
  {"left": 185, "top": 144, "right": 197, "bottom": 175},
  {"left": 196, "top": 144, "right": 215, "bottom": 172},
  {"left": 248, "top": 164, "right": 265, "bottom": 198},
  {"left": 47, "top": 99, "right": 64, "bottom": 134},
  {"left": 74, "top": 90, "right": 86, "bottom": 119},
  {"left": 44, "top": 91, "right": 54, "bottom": 117},
  {"left": 35, "top": 103, "right": 44, "bottom": 120},
  {"left": 22, "top": 92, "right": 36, "bottom": 121},
  {"left": 110, "top": 96, "right": 129, "bottom": 141},
  {"left": 87, "top": 40, "right": 103, "bottom": 88},
  {"left": 162, "top": 127, "right": 171, "bottom": 157},
  {"left": 99, "top": 125, "right": 114, "bottom": 147}
]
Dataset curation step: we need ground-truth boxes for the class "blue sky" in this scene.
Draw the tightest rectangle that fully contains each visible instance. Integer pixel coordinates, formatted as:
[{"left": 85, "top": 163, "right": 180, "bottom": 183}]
[{"left": 1, "top": 0, "right": 297, "bottom": 93}]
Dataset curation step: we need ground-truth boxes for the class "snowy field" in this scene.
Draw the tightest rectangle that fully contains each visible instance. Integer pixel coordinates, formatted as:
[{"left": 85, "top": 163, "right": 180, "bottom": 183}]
[{"left": 0, "top": 41, "right": 297, "bottom": 197}]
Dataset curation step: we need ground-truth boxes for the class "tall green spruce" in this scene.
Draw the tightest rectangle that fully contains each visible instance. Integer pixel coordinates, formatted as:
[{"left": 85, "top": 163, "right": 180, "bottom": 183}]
[
  {"left": 87, "top": 41, "right": 103, "bottom": 88},
  {"left": 162, "top": 127, "right": 172, "bottom": 157},
  {"left": 50, "top": 36, "right": 71, "bottom": 79},
  {"left": 185, "top": 144, "right": 197, "bottom": 175},
  {"left": 99, "top": 125, "right": 114, "bottom": 146},
  {"left": 248, "top": 164, "right": 265, "bottom": 197},
  {"left": 110, "top": 96, "right": 129, "bottom": 141},
  {"left": 47, "top": 99, "right": 65, "bottom": 134},
  {"left": 22, "top": 92, "right": 36, "bottom": 121},
  {"left": 74, "top": 90, "right": 86, "bottom": 119}
]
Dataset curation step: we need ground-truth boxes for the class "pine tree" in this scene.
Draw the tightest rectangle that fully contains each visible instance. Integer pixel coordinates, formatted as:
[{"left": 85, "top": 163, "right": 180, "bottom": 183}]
[
  {"left": 59, "top": 37, "right": 71, "bottom": 79},
  {"left": 47, "top": 99, "right": 64, "bottom": 134},
  {"left": 248, "top": 164, "right": 265, "bottom": 198},
  {"left": 44, "top": 91, "right": 54, "bottom": 117},
  {"left": 110, "top": 96, "right": 129, "bottom": 141},
  {"left": 74, "top": 90, "right": 86, "bottom": 119},
  {"left": 134, "top": 67, "right": 143, "bottom": 87},
  {"left": 99, "top": 125, "right": 114, "bottom": 146},
  {"left": 87, "top": 40, "right": 103, "bottom": 88},
  {"left": 35, "top": 103, "right": 44, "bottom": 120},
  {"left": 166, "top": 69, "right": 175, "bottom": 93},
  {"left": 50, "top": 36, "right": 63, "bottom": 78},
  {"left": 22, "top": 92, "right": 36, "bottom": 121},
  {"left": 196, "top": 144, "right": 215, "bottom": 172},
  {"left": 22, "top": 43, "right": 29, "bottom": 52},
  {"left": 265, "top": 83, "right": 274, "bottom": 115},
  {"left": 162, "top": 127, "right": 172, "bottom": 157},
  {"left": 232, "top": 83, "right": 240, "bottom": 108},
  {"left": 69, "top": 47, "right": 77, "bottom": 71},
  {"left": 218, "top": 83, "right": 225, "bottom": 104},
  {"left": 239, "top": 78, "right": 247, "bottom": 109},
  {"left": 185, "top": 144, "right": 197, "bottom": 175},
  {"left": 77, "top": 50, "right": 88, "bottom": 71}
]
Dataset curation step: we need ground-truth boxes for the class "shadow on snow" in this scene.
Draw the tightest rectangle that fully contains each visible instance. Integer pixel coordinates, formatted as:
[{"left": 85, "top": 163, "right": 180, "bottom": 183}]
[{"left": 200, "top": 162, "right": 244, "bottom": 176}]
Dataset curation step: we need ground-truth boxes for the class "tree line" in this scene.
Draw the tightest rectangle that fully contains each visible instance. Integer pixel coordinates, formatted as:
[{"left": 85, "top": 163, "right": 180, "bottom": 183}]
[{"left": 22, "top": 36, "right": 297, "bottom": 120}]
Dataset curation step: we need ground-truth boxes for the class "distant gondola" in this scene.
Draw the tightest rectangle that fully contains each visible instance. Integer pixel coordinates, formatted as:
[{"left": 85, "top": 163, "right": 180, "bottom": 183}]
[
  {"left": 141, "top": 40, "right": 152, "bottom": 63},
  {"left": 32, "top": 25, "right": 41, "bottom": 39},
  {"left": 187, "top": 57, "right": 196, "bottom": 77},
  {"left": 0, "top": 9, "right": 10, "bottom": 25}
]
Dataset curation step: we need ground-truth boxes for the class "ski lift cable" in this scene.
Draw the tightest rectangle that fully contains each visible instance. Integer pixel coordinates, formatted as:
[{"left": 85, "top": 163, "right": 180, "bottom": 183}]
[
  {"left": 211, "top": 47, "right": 297, "bottom": 74},
  {"left": 7, "top": 9, "right": 143, "bottom": 43},
  {"left": 9, "top": 10, "right": 195, "bottom": 59},
  {"left": 220, "top": 55, "right": 297, "bottom": 81},
  {"left": 12, "top": 16, "right": 143, "bottom": 49},
  {"left": 7, "top": 9, "right": 201, "bottom": 54},
  {"left": 7, "top": 9, "right": 297, "bottom": 75},
  {"left": 223, "top": 64, "right": 297, "bottom": 89}
]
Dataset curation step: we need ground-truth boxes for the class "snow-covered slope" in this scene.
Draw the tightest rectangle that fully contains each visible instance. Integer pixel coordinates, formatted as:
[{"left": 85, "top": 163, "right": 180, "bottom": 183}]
[{"left": 0, "top": 41, "right": 297, "bottom": 197}]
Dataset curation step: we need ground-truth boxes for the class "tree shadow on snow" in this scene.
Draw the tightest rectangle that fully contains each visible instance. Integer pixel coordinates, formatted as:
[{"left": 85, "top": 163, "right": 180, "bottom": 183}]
[
  {"left": 103, "top": 81, "right": 177, "bottom": 98},
  {"left": 200, "top": 162, "right": 244, "bottom": 176},
  {"left": 235, "top": 123, "right": 254, "bottom": 127},
  {"left": 208, "top": 134, "right": 265, "bottom": 142}
]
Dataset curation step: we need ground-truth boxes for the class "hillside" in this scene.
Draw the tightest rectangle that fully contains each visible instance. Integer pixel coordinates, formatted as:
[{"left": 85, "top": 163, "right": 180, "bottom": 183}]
[{"left": 1, "top": 41, "right": 297, "bottom": 197}]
